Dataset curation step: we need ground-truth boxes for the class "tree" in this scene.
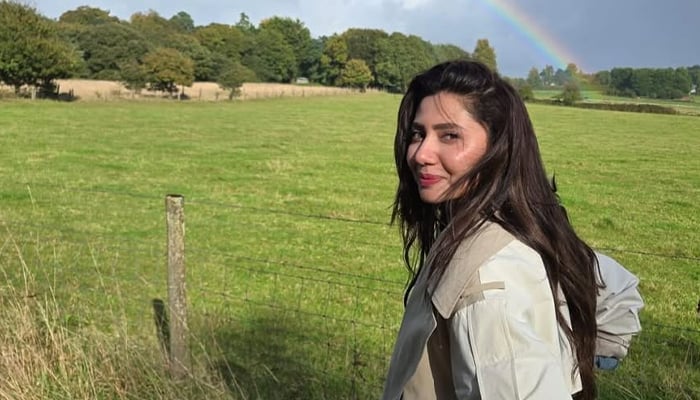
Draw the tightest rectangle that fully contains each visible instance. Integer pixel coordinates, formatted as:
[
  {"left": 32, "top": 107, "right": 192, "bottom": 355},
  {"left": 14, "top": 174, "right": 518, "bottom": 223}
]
[
  {"left": 235, "top": 12, "right": 255, "bottom": 33},
  {"left": 169, "top": 11, "right": 194, "bottom": 33},
  {"left": 632, "top": 68, "right": 653, "bottom": 97},
  {"left": 119, "top": 60, "right": 148, "bottom": 95},
  {"left": 75, "top": 22, "right": 150, "bottom": 80},
  {"left": 217, "top": 60, "right": 255, "bottom": 99},
  {"left": 374, "top": 33, "right": 436, "bottom": 92},
  {"left": 299, "top": 37, "right": 325, "bottom": 83},
  {"left": 338, "top": 59, "right": 372, "bottom": 91},
  {"left": 259, "top": 16, "right": 312, "bottom": 80},
  {"left": 130, "top": 10, "right": 177, "bottom": 46},
  {"left": 245, "top": 28, "right": 296, "bottom": 82},
  {"left": 142, "top": 47, "right": 194, "bottom": 99},
  {"left": 0, "top": 1, "right": 78, "bottom": 96},
  {"left": 609, "top": 67, "right": 635, "bottom": 96},
  {"left": 194, "top": 23, "right": 246, "bottom": 60},
  {"left": 402, "top": 34, "right": 438, "bottom": 84},
  {"left": 540, "top": 65, "right": 554, "bottom": 86},
  {"left": 319, "top": 34, "right": 348, "bottom": 85},
  {"left": 594, "top": 70, "right": 611, "bottom": 87},
  {"left": 526, "top": 67, "right": 542, "bottom": 88},
  {"left": 432, "top": 44, "right": 470, "bottom": 63},
  {"left": 565, "top": 63, "right": 580, "bottom": 79},
  {"left": 560, "top": 82, "right": 582, "bottom": 105},
  {"left": 167, "top": 33, "right": 213, "bottom": 81},
  {"left": 58, "top": 6, "right": 119, "bottom": 25},
  {"left": 472, "top": 38, "right": 497, "bottom": 72},
  {"left": 517, "top": 83, "right": 534, "bottom": 101},
  {"left": 688, "top": 65, "right": 700, "bottom": 88},
  {"left": 340, "top": 28, "right": 389, "bottom": 85},
  {"left": 671, "top": 67, "right": 692, "bottom": 98},
  {"left": 553, "top": 68, "right": 570, "bottom": 86}
]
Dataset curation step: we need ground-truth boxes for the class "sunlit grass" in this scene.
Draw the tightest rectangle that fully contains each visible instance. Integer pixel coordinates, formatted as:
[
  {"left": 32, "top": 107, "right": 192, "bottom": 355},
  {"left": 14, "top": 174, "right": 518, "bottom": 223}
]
[{"left": 1, "top": 95, "right": 698, "bottom": 398}]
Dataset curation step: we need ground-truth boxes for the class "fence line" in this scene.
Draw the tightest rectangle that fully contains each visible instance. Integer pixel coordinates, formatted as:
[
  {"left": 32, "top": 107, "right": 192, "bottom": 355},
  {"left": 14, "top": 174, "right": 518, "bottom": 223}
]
[
  {"left": 596, "top": 246, "right": 700, "bottom": 262},
  {"left": 13, "top": 181, "right": 699, "bottom": 247},
  {"left": 9, "top": 220, "right": 695, "bottom": 302},
  {"left": 3, "top": 190, "right": 699, "bottom": 397},
  {"left": 4, "top": 191, "right": 699, "bottom": 263},
  {"left": 192, "top": 250, "right": 405, "bottom": 287}
]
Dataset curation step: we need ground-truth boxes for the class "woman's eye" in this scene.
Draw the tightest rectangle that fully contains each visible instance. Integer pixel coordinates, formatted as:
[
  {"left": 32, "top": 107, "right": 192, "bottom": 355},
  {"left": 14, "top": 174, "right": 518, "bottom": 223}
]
[
  {"left": 442, "top": 132, "right": 459, "bottom": 140},
  {"left": 410, "top": 130, "right": 424, "bottom": 142}
]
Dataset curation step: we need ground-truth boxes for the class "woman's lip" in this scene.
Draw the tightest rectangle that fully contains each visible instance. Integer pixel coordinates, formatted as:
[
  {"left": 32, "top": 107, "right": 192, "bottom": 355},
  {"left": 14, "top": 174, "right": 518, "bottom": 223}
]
[{"left": 418, "top": 174, "right": 441, "bottom": 186}]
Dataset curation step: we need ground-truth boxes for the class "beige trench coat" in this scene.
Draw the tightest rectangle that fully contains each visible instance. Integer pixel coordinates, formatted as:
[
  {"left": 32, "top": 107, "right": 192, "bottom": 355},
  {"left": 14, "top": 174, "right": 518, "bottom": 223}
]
[{"left": 382, "top": 222, "right": 581, "bottom": 400}]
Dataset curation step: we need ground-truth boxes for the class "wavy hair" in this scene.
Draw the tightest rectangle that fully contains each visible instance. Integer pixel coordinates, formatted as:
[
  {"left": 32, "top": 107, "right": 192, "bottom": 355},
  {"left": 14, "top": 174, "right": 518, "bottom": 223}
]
[{"left": 391, "top": 60, "right": 598, "bottom": 399}]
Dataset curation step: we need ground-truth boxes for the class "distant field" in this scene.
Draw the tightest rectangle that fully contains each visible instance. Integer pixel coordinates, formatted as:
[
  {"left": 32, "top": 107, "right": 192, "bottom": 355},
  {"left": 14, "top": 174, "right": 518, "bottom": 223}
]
[
  {"left": 0, "top": 80, "right": 369, "bottom": 102},
  {"left": 534, "top": 88, "right": 700, "bottom": 115},
  {"left": 1, "top": 96, "right": 698, "bottom": 399},
  {"left": 55, "top": 80, "right": 367, "bottom": 101}
]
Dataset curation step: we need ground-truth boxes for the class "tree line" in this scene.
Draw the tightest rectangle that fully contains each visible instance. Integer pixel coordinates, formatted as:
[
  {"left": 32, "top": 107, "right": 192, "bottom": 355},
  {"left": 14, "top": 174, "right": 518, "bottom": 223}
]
[
  {"left": 4, "top": 1, "right": 695, "bottom": 101},
  {"left": 0, "top": 1, "right": 501, "bottom": 99},
  {"left": 520, "top": 64, "right": 699, "bottom": 100},
  {"left": 597, "top": 67, "right": 699, "bottom": 99}
]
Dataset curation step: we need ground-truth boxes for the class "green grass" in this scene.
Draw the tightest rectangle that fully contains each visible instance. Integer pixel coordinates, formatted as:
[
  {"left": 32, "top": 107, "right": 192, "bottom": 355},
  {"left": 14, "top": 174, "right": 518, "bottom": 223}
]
[{"left": 1, "top": 95, "right": 699, "bottom": 399}]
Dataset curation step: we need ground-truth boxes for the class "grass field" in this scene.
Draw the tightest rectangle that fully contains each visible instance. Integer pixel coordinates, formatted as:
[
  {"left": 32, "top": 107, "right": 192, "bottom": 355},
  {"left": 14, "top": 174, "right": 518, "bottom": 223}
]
[{"left": 1, "top": 95, "right": 699, "bottom": 399}]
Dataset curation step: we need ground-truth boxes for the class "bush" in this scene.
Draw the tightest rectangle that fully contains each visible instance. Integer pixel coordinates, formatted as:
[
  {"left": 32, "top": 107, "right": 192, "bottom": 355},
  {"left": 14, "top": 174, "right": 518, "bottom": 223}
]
[
  {"left": 517, "top": 84, "right": 534, "bottom": 101},
  {"left": 560, "top": 82, "right": 582, "bottom": 105}
]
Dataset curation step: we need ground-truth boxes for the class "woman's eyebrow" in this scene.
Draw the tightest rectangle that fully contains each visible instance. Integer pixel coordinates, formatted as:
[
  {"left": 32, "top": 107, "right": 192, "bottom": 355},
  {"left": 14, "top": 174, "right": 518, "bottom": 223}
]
[
  {"left": 411, "top": 122, "right": 462, "bottom": 130},
  {"left": 432, "top": 122, "right": 462, "bottom": 130}
]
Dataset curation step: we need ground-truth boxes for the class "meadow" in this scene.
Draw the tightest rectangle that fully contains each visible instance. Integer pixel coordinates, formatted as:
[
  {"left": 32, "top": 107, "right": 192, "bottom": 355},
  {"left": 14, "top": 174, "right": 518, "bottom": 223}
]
[{"left": 1, "top": 94, "right": 698, "bottom": 399}]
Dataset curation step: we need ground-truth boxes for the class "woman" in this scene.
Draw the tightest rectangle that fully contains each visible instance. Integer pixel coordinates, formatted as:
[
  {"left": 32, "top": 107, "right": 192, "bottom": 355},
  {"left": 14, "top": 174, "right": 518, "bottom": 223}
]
[{"left": 382, "top": 60, "right": 599, "bottom": 400}]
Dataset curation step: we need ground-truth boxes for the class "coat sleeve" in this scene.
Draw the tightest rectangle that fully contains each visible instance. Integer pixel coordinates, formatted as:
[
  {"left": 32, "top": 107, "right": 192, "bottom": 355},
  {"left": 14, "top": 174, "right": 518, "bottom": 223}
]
[
  {"left": 447, "top": 290, "right": 575, "bottom": 400},
  {"left": 594, "top": 252, "right": 644, "bottom": 360}
]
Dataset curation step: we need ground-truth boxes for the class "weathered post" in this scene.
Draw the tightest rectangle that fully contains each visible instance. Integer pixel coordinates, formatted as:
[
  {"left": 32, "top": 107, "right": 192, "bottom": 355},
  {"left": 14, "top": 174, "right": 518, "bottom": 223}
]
[{"left": 165, "top": 194, "right": 189, "bottom": 379}]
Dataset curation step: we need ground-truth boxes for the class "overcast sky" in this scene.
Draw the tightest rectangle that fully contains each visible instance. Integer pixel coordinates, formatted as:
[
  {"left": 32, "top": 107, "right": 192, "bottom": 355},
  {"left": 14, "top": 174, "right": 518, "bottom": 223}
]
[{"left": 29, "top": 0, "right": 699, "bottom": 78}]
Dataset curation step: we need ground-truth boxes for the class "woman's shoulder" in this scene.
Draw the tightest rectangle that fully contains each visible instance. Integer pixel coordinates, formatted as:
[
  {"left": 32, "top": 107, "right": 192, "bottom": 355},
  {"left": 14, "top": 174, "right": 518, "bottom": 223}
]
[
  {"left": 452, "top": 221, "right": 518, "bottom": 268},
  {"left": 431, "top": 221, "right": 528, "bottom": 317}
]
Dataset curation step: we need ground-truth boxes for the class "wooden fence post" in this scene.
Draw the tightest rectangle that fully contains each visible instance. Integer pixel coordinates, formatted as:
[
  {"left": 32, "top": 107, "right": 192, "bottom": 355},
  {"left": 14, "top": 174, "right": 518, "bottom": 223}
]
[{"left": 165, "top": 194, "right": 190, "bottom": 379}]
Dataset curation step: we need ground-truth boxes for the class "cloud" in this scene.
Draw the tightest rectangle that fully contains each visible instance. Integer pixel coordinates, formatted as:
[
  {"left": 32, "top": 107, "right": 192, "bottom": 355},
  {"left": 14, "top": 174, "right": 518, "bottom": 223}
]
[{"left": 391, "top": 0, "right": 434, "bottom": 10}]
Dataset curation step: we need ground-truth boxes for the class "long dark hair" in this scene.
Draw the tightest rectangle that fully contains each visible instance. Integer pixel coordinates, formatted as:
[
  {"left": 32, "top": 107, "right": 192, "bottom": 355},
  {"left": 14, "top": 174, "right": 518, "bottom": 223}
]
[{"left": 391, "top": 60, "right": 598, "bottom": 399}]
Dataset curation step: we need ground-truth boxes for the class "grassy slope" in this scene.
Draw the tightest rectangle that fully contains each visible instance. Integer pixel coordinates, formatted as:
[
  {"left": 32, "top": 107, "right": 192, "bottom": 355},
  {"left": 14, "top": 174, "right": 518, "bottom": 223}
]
[{"left": 1, "top": 96, "right": 698, "bottom": 399}]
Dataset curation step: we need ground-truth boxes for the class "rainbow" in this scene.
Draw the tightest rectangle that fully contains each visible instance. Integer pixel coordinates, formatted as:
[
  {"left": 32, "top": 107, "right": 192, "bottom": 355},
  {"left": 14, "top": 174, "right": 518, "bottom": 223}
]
[{"left": 482, "top": 0, "right": 582, "bottom": 72}]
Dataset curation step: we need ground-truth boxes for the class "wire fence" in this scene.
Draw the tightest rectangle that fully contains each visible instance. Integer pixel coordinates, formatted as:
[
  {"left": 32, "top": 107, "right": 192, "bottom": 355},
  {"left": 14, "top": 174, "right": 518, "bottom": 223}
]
[{"left": 1, "top": 185, "right": 699, "bottom": 399}]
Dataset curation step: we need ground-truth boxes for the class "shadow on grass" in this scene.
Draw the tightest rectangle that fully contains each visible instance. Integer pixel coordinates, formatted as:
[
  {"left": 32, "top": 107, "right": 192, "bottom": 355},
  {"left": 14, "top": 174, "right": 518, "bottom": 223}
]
[
  {"left": 196, "top": 307, "right": 383, "bottom": 400},
  {"left": 597, "top": 314, "right": 700, "bottom": 400}
]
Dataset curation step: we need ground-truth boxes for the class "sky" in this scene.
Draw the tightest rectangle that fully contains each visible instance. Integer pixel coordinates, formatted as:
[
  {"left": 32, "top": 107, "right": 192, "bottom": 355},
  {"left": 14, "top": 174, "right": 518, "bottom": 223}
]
[{"left": 28, "top": 0, "right": 700, "bottom": 78}]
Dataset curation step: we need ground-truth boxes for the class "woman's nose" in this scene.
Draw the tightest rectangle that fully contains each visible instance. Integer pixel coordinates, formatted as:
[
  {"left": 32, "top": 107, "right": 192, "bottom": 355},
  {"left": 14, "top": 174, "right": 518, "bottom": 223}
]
[{"left": 413, "top": 136, "right": 437, "bottom": 165}]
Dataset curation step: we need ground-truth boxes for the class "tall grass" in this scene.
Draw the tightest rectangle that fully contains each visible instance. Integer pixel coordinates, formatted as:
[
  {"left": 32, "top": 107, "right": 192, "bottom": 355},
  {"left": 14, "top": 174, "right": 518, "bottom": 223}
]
[{"left": 0, "top": 232, "right": 238, "bottom": 400}]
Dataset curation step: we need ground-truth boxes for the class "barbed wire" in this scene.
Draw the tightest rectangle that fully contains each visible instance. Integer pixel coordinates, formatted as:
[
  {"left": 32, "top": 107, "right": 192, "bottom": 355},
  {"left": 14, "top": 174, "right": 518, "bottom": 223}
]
[
  {"left": 15, "top": 183, "right": 699, "bottom": 258},
  {"left": 0, "top": 217, "right": 394, "bottom": 252},
  {"left": 11, "top": 182, "right": 391, "bottom": 226},
  {"left": 201, "top": 263, "right": 401, "bottom": 297},
  {"left": 206, "top": 290, "right": 396, "bottom": 332},
  {"left": 597, "top": 247, "right": 700, "bottom": 262},
  {"left": 3, "top": 212, "right": 698, "bottom": 264},
  {"left": 188, "top": 247, "right": 405, "bottom": 286},
  {"left": 643, "top": 321, "right": 700, "bottom": 334}
]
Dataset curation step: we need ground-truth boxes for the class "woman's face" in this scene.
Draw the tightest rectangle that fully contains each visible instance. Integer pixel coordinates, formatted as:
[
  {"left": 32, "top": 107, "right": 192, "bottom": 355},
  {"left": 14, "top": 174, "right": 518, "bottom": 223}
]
[{"left": 406, "top": 92, "right": 489, "bottom": 204}]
